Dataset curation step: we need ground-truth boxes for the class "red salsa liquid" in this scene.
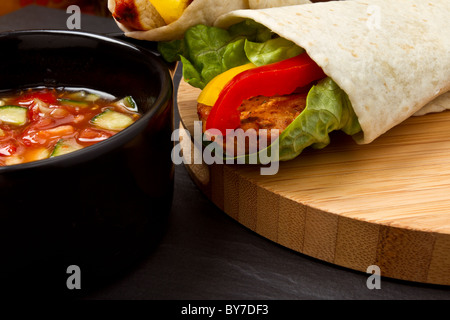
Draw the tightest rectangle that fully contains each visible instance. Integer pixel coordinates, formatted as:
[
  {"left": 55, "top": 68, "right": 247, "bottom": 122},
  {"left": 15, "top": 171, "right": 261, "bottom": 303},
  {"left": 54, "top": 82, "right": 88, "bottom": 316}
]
[{"left": 0, "top": 87, "right": 140, "bottom": 166}]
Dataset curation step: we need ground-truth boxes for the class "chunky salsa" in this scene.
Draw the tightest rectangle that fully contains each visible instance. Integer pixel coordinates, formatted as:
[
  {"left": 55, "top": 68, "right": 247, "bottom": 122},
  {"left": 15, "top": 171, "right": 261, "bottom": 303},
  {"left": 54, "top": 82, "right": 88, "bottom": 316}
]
[{"left": 0, "top": 87, "right": 140, "bottom": 166}]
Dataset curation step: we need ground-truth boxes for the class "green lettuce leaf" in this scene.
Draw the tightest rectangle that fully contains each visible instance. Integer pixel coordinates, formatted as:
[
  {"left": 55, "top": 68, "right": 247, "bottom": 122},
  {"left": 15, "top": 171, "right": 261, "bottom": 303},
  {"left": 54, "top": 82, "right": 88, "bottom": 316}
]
[
  {"left": 214, "top": 77, "right": 361, "bottom": 163},
  {"left": 179, "top": 56, "right": 205, "bottom": 89},
  {"left": 157, "top": 38, "right": 186, "bottom": 63},
  {"left": 158, "top": 20, "right": 273, "bottom": 89},
  {"left": 157, "top": 20, "right": 304, "bottom": 89},
  {"left": 277, "top": 77, "right": 361, "bottom": 161},
  {"left": 227, "top": 19, "right": 273, "bottom": 43},
  {"left": 244, "top": 37, "right": 304, "bottom": 67}
]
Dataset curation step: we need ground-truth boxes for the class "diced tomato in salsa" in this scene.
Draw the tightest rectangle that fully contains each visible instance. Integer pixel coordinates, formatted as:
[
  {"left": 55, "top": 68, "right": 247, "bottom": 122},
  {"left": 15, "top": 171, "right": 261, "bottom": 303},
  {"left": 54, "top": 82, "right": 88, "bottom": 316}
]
[
  {"left": 18, "top": 91, "right": 58, "bottom": 105},
  {"left": 0, "top": 88, "right": 140, "bottom": 166},
  {"left": 0, "top": 143, "right": 16, "bottom": 156}
]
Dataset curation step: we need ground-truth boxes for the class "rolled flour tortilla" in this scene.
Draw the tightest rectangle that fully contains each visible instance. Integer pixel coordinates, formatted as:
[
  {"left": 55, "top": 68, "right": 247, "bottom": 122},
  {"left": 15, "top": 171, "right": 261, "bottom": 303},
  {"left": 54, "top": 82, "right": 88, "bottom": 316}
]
[
  {"left": 109, "top": 0, "right": 312, "bottom": 41},
  {"left": 214, "top": 0, "right": 450, "bottom": 144},
  {"left": 249, "top": 0, "right": 311, "bottom": 9},
  {"left": 415, "top": 92, "right": 450, "bottom": 117}
]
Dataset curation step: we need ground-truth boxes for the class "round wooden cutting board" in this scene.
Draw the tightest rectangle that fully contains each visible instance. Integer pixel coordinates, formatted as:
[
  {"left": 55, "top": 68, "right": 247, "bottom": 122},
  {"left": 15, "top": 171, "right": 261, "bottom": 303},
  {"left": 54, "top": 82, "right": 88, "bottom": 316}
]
[{"left": 176, "top": 78, "right": 450, "bottom": 286}]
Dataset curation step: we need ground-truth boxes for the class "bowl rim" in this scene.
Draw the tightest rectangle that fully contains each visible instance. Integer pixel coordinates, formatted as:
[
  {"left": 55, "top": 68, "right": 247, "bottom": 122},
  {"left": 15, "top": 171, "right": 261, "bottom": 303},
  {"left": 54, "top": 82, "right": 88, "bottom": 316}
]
[{"left": 0, "top": 29, "right": 173, "bottom": 173}]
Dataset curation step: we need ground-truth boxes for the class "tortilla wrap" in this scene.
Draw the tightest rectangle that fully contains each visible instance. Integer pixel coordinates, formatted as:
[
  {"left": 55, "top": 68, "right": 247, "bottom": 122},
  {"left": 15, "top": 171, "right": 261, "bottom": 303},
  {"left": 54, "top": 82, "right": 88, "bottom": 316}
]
[
  {"left": 109, "top": 0, "right": 312, "bottom": 41},
  {"left": 416, "top": 92, "right": 450, "bottom": 117},
  {"left": 108, "top": 0, "right": 165, "bottom": 31},
  {"left": 214, "top": 0, "right": 450, "bottom": 144},
  {"left": 249, "top": 0, "right": 311, "bottom": 9}
]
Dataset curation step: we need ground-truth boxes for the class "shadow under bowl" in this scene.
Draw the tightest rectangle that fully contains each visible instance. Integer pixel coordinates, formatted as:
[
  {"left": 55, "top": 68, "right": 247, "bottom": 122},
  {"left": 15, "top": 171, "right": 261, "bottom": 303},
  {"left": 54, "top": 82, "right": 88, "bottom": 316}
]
[{"left": 0, "top": 30, "right": 174, "bottom": 298}]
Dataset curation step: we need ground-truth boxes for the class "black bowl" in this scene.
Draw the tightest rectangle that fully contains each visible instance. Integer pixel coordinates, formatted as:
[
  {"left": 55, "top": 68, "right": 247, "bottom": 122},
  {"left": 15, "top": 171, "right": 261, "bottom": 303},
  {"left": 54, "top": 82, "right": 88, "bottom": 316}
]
[{"left": 0, "top": 30, "right": 174, "bottom": 298}]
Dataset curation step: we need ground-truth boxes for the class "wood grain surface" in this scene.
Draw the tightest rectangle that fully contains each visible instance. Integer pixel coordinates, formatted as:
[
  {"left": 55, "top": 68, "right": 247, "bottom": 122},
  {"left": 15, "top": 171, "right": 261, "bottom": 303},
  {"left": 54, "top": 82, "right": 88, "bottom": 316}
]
[{"left": 177, "top": 78, "right": 450, "bottom": 286}]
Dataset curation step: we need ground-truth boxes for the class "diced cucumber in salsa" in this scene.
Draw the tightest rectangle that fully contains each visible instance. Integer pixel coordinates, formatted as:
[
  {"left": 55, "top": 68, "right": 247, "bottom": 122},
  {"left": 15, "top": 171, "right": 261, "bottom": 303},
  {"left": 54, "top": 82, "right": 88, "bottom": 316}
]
[
  {"left": 58, "top": 98, "right": 90, "bottom": 108},
  {"left": 85, "top": 93, "right": 101, "bottom": 102},
  {"left": 0, "top": 106, "right": 28, "bottom": 126},
  {"left": 29, "top": 148, "right": 51, "bottom": 162},
  {"left": 91, "top": 109, "right": 134, "bottom": 131},
  {"left": 64, "top": 91, "right": 100, "bottom": 102},
  {"left": 114, "top": 96, "right": 138, "bottom": 112},
  {"left": 50, "top": 138, "right": 83, "bottom": 157}
]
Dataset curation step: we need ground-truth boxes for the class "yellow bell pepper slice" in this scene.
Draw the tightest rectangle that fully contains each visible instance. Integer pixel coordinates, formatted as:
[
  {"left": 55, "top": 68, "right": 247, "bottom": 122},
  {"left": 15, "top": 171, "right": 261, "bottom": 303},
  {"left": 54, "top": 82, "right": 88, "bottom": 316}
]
[
  {"left": 197, "top": 63, "right": 257, "bottom": 107},
  {"left": 149, "top": 0, "right": 190, "bottom": 25}
]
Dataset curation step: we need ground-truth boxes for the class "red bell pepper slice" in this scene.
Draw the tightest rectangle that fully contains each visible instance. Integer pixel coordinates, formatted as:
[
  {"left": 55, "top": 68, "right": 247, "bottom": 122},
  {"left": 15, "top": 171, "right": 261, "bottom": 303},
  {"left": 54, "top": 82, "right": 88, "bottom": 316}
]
[{"left": 205, "top": 53, "right": 326, "bottom": 134}]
